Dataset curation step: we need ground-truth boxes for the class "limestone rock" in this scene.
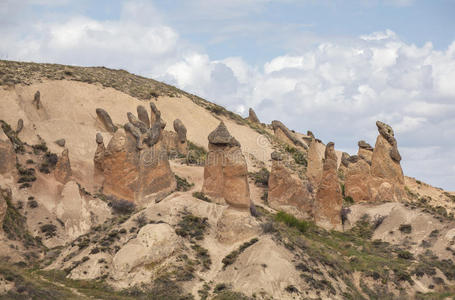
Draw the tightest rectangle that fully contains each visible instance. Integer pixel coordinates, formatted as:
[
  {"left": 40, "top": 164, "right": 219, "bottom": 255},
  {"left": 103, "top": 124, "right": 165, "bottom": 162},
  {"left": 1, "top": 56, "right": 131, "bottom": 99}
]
[
  {"left": 202, "top": 122, "right": 251, "bottom": 209},
  {"left": 271, "top": 120, "right": 308, "bottom": 149},
  {"left": 113, "top": 223, "right": 181, "bottom": 275},
  {"left": 54, "top": 148, "right": 72, "bottom": 184},
  {"left": 137, "top": 105, "right": 150, "bottom": 128},
  {"left": 102, "top": 128, "right": 175, "bottom": 204},
  {"left": 268, "top": 159, "right": 313, "bottom": 219},
  {"left": 314, "top": 142, "right": 342, "bottom": 230},
  {"left": 96, "top": 108, "right": 117, "bottom": 133},
  {"left": 55, "top": 139, "right": 65, "bottom": 147},
  {"left": 247, "top": 108, "right": 260, "bottom": 123},
  {"left": 0, "top": 129, "right": 15, "bottom": 175},
  {"left": 307, "top": 138, "right": 323, "bottom": 186}
]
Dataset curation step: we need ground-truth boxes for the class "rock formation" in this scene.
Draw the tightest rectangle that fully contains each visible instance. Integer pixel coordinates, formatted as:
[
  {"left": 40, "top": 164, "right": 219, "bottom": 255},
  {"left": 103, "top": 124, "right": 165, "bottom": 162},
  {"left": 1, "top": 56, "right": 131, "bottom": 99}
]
[
  {"left": 149, "top": 102, "right": 159, "bottom": 124},
  {"left": 314, "top": 142, "right": 342, "bottom": 230},
  {"left": 96, "top": 108, "right": 117, "bottom": 133},
  {"left": 307, "top": 138, "right": 323, "bottom": 186},
  {"left": 100, "top": 105, "right": 176, "bottom": 204},
  {"left": 358, "top": 140, "right": 373, "bottom": 164},
  {"left": 137, "top": 105, "right": 150, "bottom": 128},
  {"left": 0, "top": 128, "right": 15, "bottom": 175},
  {"left": 271, "top": 120, "right": 308, "bottom": 149},
  {"left": 32, "top": 90, "right": 41, "bottom": 109},
  {"left": 247, "top": 108, "right": 260, "bottom": 123},
  {"left": 268, "top": 152, "right": 313, "bottom": 219},
  {"left": 94, "top": 133, "right": 105, "bottom": 181},
  {"left": 173, "top": 119, "right": 188, "bottom": 155},
  {"left": 202, "top": 122, "right": 251, "bottom": 209},
  {"left": 344, "top": 155, "right": 372, "bottom": 203},
  {"left": 16, "top": 119, "right": 23, "bottom": 134},
  {"left": 0, "top": 187, "right": 9, "bottom": 235},
  {"left": 54, "top": 148, "right": 72, "bottom": 184}
]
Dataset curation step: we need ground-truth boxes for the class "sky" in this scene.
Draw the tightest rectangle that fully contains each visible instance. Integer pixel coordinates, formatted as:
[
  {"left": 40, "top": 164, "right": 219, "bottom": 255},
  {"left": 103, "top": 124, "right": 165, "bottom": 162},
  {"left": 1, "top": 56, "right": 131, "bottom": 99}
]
[{"left": 1, "top": 0, "right": 455, "bottom": 190}]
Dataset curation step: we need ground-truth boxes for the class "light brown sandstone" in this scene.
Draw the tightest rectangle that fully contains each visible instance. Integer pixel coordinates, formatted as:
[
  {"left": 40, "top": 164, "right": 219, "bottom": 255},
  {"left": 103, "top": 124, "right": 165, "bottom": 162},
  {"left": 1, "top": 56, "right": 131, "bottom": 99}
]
[
  {"left": 358, "top": 140, "right": 373, "bottom": 164},
  {"left": 0, "top": 129, "right": 15, "bottom": 175},
  {"left": 344, "top": 155, "right": 372, "bottom": 203},
  {"left": 247, "top": 108, "right": 260, "bottom": 123},
  {"left": 314, "top": 142, "right": 342, "bottom": 230},
  {"left": 271, "top": 120, "right": 308, "bottom": 150},
  {"left": 307, "top": 138, "right": 323, "bottom": 186}
]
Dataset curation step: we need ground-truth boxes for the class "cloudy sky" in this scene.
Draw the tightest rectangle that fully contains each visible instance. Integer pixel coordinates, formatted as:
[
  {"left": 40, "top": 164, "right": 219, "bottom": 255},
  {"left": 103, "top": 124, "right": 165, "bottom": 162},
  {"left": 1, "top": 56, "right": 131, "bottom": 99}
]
[{"left": 1, "top": 0, "right": 455, "bottom": 190}]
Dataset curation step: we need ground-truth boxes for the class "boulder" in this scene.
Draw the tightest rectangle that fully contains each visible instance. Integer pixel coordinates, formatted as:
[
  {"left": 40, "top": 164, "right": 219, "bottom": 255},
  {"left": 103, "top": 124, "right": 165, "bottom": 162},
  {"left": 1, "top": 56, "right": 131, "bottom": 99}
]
[
  {"left": 96, "top": 108, "right": 117, "bottom": 133},
  {"left": 54, "top": 149, "right": 72, "bottom": 184},
  {"left": 173, "top": 119, "right": 188, "bottom": 155},
  {"left": 55, "top": 139, "right": 66, "bottom": 147},
  {"left": 314, "top": 142, "right": 342, "bottom": 230},
  {"left": 268, "top": 154, "right": 313, "bottom": 219},
  {"left": 0, "top": 129, "right": 15, "bottom": 175},
  {"left": 202, "top": 122, "right": 251, "bottom": 209},
  {"left": 247, "top": 108, "right": 260, "bottom": 123},
  {"left": 271, "top": 120, "right": 308, "bottom": 150},
  {"left": 307, "top": 138, "right": 323, "bottom": 186}
]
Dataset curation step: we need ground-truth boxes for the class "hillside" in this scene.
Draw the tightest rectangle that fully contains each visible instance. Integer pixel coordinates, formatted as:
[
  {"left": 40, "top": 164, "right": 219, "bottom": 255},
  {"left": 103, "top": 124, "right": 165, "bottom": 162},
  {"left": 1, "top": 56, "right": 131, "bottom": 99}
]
[{"left": 1, "top": 60, "right": 455, "bottom": 299}]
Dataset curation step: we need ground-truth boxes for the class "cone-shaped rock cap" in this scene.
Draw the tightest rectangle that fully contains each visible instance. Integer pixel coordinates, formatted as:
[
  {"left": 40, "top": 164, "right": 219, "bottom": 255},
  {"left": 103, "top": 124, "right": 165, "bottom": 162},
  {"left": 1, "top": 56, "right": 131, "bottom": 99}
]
[{"left": 208, "top": 121, "right": 240, "bottom": 146}]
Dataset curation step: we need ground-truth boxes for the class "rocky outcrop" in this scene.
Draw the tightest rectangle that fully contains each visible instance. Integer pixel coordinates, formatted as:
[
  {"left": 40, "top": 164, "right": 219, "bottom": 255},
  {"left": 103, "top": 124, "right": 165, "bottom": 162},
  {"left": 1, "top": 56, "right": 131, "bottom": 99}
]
[
  {"left": 94, "top": 133, "right": 105, "bottom": 181},
  {"left": 271, "top": 120, "right": 308, "bottom": 149},
  {"left": 54, "top": 148, "right": 72, "bottom": 184},
  {"left": 173, "top": 119, "right": 188, "bottom": 155},
  {"left": 344, "top": 155, "right": 372, "bottom": 203},
  {"left": 137, "top": 105, "right": 150, "bottom": 128},
  {"left": 0, "top": 129, "right": 15, "bottom": 175},
  {"left": 307, "top": 138, "right": 323, "bottom": 186},
  {"left": 202, "top": 122, "right": 251, "bottom": 209},
  {"left": 96, "top": 108, "right": 117, "bottom": 133},
  {"left": 100, "top": 105, "right": 176, "bottom": 204},
  {"left": 0, "top": 187, "right": 8, "bottom": 235},
  {"left": 149, "top": 102, "right": 159, "bottom": 124},
  {"left": 247, "top": 108, "right": 260, "bottom": 123},
  {"left": 314, "top": 142, "right": 342, "bottom": 230},
  {"left": 16, "top": 119, "right": 23, "bottom": 134},
  {"left": 55, "top": 139, "right": 66, "bottom": 147},
  {"left": 358, "top": 140, "right": 373, "bottom": 164},
  {"left": 268, "top": 153, "right": 313, "bottom": 219}
]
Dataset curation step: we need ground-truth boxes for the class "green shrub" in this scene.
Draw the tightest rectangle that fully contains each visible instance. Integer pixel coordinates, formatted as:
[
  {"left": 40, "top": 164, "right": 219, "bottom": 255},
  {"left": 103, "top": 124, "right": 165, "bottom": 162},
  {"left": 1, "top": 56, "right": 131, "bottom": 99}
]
[
  {"left": 249, "top": 168, "right": 270, "bottom": 187},
  {"left": 108, "top": 197, "right": 135, "bottom": 215},
  {"left": 175, "top": 213, "right": 209, "bottom": 241},
  {"left": 40, "top": 224, "right": 57, "bottom": 238},
  {"left": 399, "top": 224, "right": 412, "bottom": 234},
  {"left": 186, "top": 141, "right": 207, "bottom": 165},
  {"left": 192, "top": 192, "right": 212, "bottom": 203},
  {"left": 275, "top": 211, "right": 309, "bottom": 233},
  {"left": 175, "top": 175, "right": 194, "bottom": 192},
  {"left": 222, "top": 238, "right": 259, "bottom": 269}
]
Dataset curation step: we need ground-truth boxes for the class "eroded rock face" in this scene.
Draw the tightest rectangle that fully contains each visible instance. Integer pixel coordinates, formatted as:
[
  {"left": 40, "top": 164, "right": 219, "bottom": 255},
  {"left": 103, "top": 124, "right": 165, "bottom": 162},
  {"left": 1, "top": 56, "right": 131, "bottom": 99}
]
[
  {"left": 268, "top": 155, "right": 313, "bottom": 219},
  {"left": 307, "top": 138, "right": 323, "bottom": 186},
  {"left": 103, "top": 128, "right": 175, "bottom": 203},
  {"left": 247, "top": 108, "right": 260, "bottom": 123},
  {"left": 98, "top": 103, "right": 176, "bottom": 204},
  {"left": 137, "top": 105, "right": 150, "bottom": 128},
  {"left": 94, "top": 133, "right": 105, "bottom": 182},
  {"left": 0, "top": 129, "right": 15, "bottom": 175},
  {"left": 173, "top": 119, "right": 188, "bottom": 155},
  {"left": 202, "top": 122, "right": 251, "bottom": 209},
  {"left": 344, "top": 156, "right": 372, "bottom": 203},
  {"left": 54, "top": 149, "right": 72, "bottom": 184},
  {"left": 271, "top": 120, "right": 308, "bottom": 149},
  {"left": 113, "top": 223, "right": 181, "bottom": 275},
  {"left": 358, "top": 140, "right": 373, "bottom": 164},
  {"left": 0, "top": 187, "right": 9, "bottom": 235},
  {"left": 314, "top": 142, "right": 342, "bottom": 230},
  {"left": 371, "top": 121, "right": 404, "bottom": 184}
]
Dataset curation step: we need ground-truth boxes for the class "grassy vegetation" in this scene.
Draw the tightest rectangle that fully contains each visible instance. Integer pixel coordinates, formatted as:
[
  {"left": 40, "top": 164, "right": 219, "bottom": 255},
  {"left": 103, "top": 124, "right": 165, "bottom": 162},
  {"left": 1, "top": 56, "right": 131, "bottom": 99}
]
[
  {"left": 249, "top": 168, "right": 270, "bottom": 187},
  {"left": 284, "top": 145, "right": 307, "bottom": 166},
  {"left": 275, "top": 211, "right": 309, "bottom": 233},
  {"left": 186, "top": 141, "right": 207, "bottom": 165},
  {"left": 175, "top": 213, "right": 209, "bottom": 241},
  {"left": 192, "top": 191, "right": 212, "bottom": 203}
]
